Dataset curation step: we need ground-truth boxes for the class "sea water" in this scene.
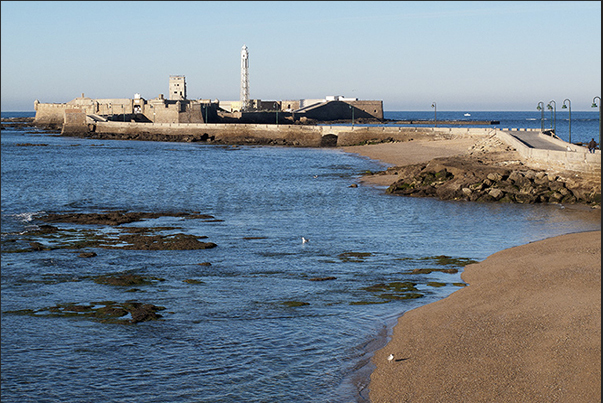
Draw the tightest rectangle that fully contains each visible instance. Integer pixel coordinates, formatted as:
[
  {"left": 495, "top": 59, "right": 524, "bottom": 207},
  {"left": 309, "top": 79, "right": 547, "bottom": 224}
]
[
  {"left": 382, "top": 110, "right": 599, "bottom": 146},
  {"left": 1, "top": 112, "right": 600, "bottom": 402}
]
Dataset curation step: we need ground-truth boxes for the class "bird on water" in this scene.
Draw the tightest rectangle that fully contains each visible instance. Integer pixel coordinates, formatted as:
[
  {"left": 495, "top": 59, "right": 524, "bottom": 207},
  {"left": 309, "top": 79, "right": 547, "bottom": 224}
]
[{"left": 302, "top": 237, "right": 309, "bottom": 244}]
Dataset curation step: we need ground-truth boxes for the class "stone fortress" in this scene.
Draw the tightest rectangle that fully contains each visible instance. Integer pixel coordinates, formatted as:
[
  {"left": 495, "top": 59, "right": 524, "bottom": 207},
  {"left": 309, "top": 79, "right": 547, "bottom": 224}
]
[
  {"left": 33, "top": 78, "right": 383, "bottom": 127},
  {"left": 33, "top": 45, "right": 383, "bottom": 127},
  {"left": 28, "top": 46, "right": 598, "bottom": 179}
]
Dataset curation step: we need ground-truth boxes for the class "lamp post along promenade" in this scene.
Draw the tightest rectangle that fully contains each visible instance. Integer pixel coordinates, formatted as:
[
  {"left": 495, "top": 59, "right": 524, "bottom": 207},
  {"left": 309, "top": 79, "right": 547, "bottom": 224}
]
[
  {"left": 547, "top": 100, "right": 556, "bottom": 133},
  {"left": 537, "top": 101, "right": 545, "bottom": 131},
  {"left": 562, "top": 99, "right": 571, "bottom": 144}
]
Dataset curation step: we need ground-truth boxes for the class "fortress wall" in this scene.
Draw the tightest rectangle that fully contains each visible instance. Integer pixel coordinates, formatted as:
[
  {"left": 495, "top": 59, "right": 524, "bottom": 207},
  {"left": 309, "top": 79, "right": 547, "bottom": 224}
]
[
  {"left": 35, "top": 98, "right": 135, "bottom": 125},
  {"left": 350, "top": 100, "right": 384, "bottom": 120},
  {"left": 92, "top": 121, "right": 326, "bottom": 146},
  {"left": 62, "top": 109, "right": 88, "bottom": 136},
  {"left": 93, "top": 99, "right": 134, "bottom": 115},
  {"left": 34, "top": 102, "right": 69, "bottom": 125},
  {"left": 302, "top": 101, "right": 383, "bottom": 121},
  {"left": 88, "top": 122, "right": 493, "bottom": 147},
  {"left": 145, "top": 102, "right": 180, "bottom": 123}
]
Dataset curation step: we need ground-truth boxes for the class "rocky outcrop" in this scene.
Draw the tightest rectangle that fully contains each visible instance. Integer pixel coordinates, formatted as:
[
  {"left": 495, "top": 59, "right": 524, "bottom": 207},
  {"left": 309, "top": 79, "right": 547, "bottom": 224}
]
[{"left": 385, "top": 157, "right": 601, "bottom": 206}]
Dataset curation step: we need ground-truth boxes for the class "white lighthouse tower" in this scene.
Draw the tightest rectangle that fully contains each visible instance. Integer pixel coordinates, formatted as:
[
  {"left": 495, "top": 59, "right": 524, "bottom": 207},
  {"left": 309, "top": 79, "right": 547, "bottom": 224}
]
[{"left": 240, "top": 45, "right": 250, "bottom": 111}]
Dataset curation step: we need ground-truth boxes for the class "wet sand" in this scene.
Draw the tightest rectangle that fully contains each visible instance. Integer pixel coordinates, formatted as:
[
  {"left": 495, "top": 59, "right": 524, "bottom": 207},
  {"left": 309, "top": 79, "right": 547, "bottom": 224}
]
[
  {"left": 341, "top": 140, "right": 601, "bottom": 402},
  {"left": 368, "top": 230, "right": 601, "bottom": 402}
]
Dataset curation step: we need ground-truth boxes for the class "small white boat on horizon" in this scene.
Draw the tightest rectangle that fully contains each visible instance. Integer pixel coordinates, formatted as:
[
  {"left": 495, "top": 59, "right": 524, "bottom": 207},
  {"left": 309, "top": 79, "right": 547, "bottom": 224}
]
[{"left": 464, "top": 113, "right": 471, "bottom": 117}]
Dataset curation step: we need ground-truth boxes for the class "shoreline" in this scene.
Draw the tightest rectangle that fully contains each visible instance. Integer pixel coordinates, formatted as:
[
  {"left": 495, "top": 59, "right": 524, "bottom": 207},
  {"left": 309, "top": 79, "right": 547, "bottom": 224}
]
[
  {"left": 340, "top": 140, "right": 601, "bottom": 402},
  {"left": 368, "top": 230, "right": 601, "bottom": 402}
]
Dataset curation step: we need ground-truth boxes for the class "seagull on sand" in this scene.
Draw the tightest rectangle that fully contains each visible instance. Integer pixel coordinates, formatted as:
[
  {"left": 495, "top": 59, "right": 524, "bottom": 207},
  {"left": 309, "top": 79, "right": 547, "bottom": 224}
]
[
  {"left": 302, "top": 237, "right": 309, "bottom": 244},
  {"left": 387, "top": 353, "right": 394, "bottom": 363}
]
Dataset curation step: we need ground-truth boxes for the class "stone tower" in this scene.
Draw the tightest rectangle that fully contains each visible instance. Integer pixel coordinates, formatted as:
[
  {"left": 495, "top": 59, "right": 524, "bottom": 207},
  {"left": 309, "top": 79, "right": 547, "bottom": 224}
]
[
  {"left": 169, "top": 75, "right": 187, "bottom": 100},
  {"left": 240, "top": 45, "right": 249, "bottom": 111}
]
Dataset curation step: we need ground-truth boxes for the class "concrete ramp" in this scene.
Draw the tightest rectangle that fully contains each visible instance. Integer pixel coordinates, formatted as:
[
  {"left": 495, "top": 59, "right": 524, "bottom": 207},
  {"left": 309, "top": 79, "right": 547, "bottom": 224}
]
[
  {"left": 497, "top": 129, "right": 600, "bottom": 175},
  {"left": 293, "top": 101, "right": 327, "bottom": 113},
  {"left": 505, "top": 130, "right": 567, "bottom": 151},
  {"left": 87, "top": 114, "right": 108, "bottom": 122}
]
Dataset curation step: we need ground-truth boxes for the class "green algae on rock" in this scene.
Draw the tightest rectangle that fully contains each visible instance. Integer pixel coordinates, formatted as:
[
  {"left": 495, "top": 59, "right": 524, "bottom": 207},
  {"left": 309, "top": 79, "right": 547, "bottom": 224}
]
[
  {"left": 427, "top": 282, "right": 447, "bottom": 288},
  {"left": 183, "top": 279, "right": 205, "bottom": 284},
  {"left": 308, "top": 276, "right": 337, "bottom": 281},
  {"left": 282, "top": 301, "right": 310, "bottom": 307},
  {"left": 357, "top": 281, "right": 425, "bottom": 305},
  {"left": 93, "top": 273, "right": 165, "bottom": 287},
  {"left": 338, "top": 252, "right": 372, "bottom": 262},
  {"left": 2, "top": 225, "right": 217, "bottom": 253},
  {"left": 4, "top": 300, "right": 167, "bottom": 324},
  {"left": 40, "top": 211, "right": 216, "bottom": 226}
]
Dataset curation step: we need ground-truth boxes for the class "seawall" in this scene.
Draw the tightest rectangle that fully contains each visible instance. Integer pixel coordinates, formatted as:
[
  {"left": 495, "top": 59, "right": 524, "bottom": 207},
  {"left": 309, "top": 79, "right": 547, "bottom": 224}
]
[
  {"left": 78, "top": 120, "right": 495, "bottom": 147},
  {"left": 61, "top": 116, "right": 600, "bottom": 178},
  {"left": 496, "top": 129, "right": 601, "bottom": 176}
]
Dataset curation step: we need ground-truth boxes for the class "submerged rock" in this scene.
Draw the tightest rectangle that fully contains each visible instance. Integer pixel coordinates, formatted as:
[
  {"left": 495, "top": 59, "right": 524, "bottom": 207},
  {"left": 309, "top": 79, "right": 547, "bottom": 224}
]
[
  {"left": 282, "top": 301, "right": 310, "bottom": 307},
  {"left": 8, "top": 211, "right": 219, "bottom": 252},
  {"left": 93, "top": 273, "right": 165, "bottom": 286},
  {"left": 41, "top": 211, "right": 215, "bottom": 226},
  {"left": 4, "top": 300, "right": 166, "bottom": 324}
]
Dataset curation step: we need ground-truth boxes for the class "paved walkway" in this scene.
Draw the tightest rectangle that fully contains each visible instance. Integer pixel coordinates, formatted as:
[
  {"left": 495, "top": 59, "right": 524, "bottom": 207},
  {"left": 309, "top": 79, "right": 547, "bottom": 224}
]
[{"left": 502, "top": 130, "right": 568, "bottom": 151}]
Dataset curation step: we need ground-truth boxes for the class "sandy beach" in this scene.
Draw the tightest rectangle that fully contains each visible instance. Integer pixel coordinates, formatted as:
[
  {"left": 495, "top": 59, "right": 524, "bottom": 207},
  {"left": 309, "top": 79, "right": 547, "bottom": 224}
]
[
  {"left": 369, "top": 230, "right": 601, "bottom": 402},
  {"left": 343, "top": 138, "right": 481, "bottom": 187},
  {"left": 342, "top": 140, "right": 601, "bottom": 402},
  {"left": 343, "top": 138, "right": 480, "bottom": 169}
]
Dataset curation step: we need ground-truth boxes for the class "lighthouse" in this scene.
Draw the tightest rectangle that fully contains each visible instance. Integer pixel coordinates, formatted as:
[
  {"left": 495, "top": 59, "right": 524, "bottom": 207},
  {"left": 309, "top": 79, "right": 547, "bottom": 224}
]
[{"left": 240, "top": 45, "right": 250, "bottom": 111}]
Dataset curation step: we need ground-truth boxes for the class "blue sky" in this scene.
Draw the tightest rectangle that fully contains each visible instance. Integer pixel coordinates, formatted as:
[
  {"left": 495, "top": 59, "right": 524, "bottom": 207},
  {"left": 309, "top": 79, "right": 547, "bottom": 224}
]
[{"left": 1, "top": 1, "right": 600, "bottom": 111}]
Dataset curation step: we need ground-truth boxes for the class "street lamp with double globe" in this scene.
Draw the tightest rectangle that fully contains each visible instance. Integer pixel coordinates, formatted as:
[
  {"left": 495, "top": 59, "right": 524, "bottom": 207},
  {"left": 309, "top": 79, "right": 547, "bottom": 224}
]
[
  {"left": 562, "top": 99, "right": 571, "bottom": 144},
  {"left": 547, "top": 100, "right": 556, "bottom": 133},
  {"left": 537, "top": 101, "right": 545, "bottom": 131}
]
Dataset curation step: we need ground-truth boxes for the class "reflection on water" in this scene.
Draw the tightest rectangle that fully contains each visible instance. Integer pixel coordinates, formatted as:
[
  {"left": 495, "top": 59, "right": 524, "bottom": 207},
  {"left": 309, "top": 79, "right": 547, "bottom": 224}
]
[{"left": 1, "top": 120, "right": 600, "bottom": 402}]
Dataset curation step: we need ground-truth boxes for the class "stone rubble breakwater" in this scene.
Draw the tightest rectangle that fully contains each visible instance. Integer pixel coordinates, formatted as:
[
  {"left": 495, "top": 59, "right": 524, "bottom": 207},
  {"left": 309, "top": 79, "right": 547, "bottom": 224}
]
[
  {"left": 384, "top": 158, "right": 600, "bottom": 205},
  {"left": 365, "top": 136, "right": 601, "bottom": 207}
]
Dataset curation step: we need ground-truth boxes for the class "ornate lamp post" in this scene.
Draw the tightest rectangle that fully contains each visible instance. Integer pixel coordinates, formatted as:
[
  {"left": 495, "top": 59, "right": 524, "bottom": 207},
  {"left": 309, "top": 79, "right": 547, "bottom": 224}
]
[
  {"left": 537, "top": 101, "right": 545, "bottom": 131},
  {"left": 561, "top": 99, "right": 571, "bottom": 144},
  {"left": 593, "top": 96, "right": 601, "bottom": 147},
  {"left": 431, "top": 102, "right": 437, "bottom": 127},
  {"left": 547, "top": 100, "right": 556, "bottom": 133}
]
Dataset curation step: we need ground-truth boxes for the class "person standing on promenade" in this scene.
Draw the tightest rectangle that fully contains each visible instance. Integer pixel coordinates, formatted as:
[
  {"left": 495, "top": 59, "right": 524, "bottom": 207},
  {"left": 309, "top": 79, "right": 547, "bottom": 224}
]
[{"left": 588, "top": 138, "right": 597, "bottom": 153}]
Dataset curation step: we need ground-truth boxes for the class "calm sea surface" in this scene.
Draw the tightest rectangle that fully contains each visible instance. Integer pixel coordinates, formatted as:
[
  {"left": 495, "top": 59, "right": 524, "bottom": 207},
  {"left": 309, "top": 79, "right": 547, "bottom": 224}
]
[{"left": 2, "top": 111, "right": 600, "bottom": 402}]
